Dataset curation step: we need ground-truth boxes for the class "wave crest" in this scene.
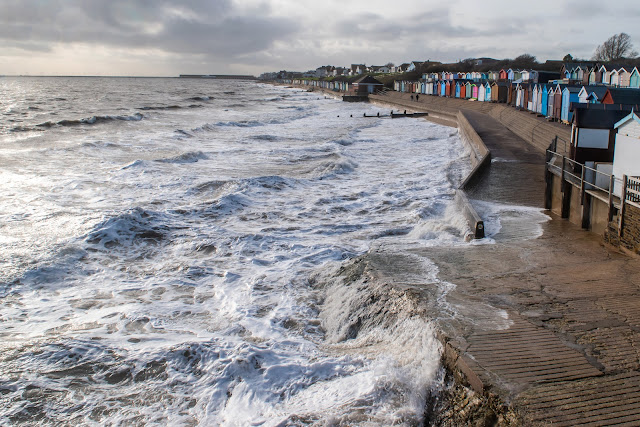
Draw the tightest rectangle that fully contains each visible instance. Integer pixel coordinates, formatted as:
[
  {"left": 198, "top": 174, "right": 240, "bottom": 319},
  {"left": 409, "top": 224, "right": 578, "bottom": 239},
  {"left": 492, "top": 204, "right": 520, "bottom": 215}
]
[
  {"left": 37, "top": 113, "right": 144, "bottom": 128},
  {"left": 85, "top": 208, "right": 168, "bottom": 250},
  {"left": 157, "top": 151, "right": 208, "bottom": 164}
]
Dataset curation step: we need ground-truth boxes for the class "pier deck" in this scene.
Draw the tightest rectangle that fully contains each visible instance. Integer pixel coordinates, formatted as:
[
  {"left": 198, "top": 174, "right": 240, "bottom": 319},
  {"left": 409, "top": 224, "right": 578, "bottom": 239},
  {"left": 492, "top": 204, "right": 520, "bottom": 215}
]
[{"left": 367, "top": 95, "right": 640, "bottom": 424}]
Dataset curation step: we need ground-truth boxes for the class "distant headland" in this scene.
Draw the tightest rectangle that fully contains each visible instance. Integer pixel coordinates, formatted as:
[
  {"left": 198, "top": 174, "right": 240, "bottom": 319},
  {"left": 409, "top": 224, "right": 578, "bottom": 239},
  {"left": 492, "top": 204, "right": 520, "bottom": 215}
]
[{"left": 179, "top": 74, "right": 257, "bottom": 80}]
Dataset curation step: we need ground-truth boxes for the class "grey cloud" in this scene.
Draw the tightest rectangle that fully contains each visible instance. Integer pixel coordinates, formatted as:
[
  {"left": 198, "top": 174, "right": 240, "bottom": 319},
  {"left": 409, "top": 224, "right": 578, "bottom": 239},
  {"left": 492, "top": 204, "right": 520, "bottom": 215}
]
[
  {"left": 561, "top": 0, "right": 606, "bottom": 17},
  {"left": 0, "top": 0, "right": 299, "bottom": 58},
  {"left": 331, "top": 8, "right": 519, "bottom": 42}
]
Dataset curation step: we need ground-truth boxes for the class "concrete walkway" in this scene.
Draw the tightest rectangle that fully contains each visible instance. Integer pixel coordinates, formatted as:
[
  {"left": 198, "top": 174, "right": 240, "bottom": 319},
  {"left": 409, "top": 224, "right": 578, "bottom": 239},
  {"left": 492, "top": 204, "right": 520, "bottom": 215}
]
[
  {"left": 462, "top": 110, "right": 546, "bottom": 207},
  {"left": 436, "top": 110, "right": 639, "bottom": 425},
  {"left": 417, "top": 216, "right": 640, "bottom": 425},
  {"left": 366, "top": 95, "right": 640, "bottom": 424},
  {"left": 370, "top": 92, "right": 572, "bottom": 155}
]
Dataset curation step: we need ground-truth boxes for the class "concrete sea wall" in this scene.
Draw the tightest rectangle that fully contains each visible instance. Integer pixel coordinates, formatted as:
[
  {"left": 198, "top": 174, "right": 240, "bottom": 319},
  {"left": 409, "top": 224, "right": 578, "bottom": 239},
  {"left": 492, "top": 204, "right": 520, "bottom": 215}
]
[
  {"left": 455, "top": 111, "right": 490, "bottom": 239},
  {"left": 367, "top": 95, "right": 490, "bottom": 239}
]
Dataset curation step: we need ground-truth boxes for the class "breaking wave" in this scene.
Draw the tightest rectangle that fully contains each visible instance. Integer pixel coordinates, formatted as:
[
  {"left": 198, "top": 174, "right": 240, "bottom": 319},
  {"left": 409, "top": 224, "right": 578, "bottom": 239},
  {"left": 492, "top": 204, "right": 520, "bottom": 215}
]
[
  {"left": 137, "top": 105, "right": 182, "bottom": 111},
  {"left": 36, "top": 113, "right": 144, "bottom": 128},
  {"left": 251, "top": 134, "right": 280, "bottom": 141},
  {"left": 187, "top": 96, "right": 213, "bottom": 102},
  {"left": 85, "top": 208, "right": 169, "bottom": 251},
  {"left": 308, "top": 155, "right": 358, "bottom": 178},
  {"left": 174, "top": 129, "right": 194, "bottom": 138},
  {"left": 8, "top": 125, "right": 45, "bottom": 133},
  {"left": 311, "top": 252, "right": 446, "bottom": 424},
  {"left": 156, "top": 151, "right": 208, "bottom": 164}
]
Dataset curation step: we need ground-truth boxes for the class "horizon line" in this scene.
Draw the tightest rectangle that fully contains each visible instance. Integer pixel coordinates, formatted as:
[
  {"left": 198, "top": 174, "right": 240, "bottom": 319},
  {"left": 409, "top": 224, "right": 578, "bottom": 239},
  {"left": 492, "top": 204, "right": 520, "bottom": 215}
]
[{"left": 0, "top": 74, "right": 257, "bottom": 78}]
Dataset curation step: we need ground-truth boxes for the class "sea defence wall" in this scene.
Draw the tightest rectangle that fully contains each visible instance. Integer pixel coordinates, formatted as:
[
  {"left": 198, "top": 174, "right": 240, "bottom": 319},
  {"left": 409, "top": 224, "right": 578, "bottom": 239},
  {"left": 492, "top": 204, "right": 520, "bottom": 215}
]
[
  {"left": 455, "top": 111, "right": 490, "bottom": 239},
  {"left": 368, "top": 95, "right": 491, "bottom": 239}
]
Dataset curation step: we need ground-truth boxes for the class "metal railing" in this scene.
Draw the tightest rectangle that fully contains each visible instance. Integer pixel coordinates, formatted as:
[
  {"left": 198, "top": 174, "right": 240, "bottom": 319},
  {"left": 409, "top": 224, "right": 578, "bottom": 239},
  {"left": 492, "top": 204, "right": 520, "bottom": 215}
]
[
  {"left": 546, "top": 148, "right": 640, "bottom": 238},
  {"left": 549, "top": 135, "right": 569, "bottom": 157},
  {"left": 546, "top": 149, "right": 623, "bottom": 221},
  {"left": 546, "top": 150, "right": 622, "bottom": 194}
]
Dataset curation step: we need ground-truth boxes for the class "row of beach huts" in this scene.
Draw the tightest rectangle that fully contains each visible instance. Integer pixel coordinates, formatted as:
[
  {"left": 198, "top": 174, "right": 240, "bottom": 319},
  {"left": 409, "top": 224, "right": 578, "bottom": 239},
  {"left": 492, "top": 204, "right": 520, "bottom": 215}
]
[
  {"left": 392, "top": 63, "right": 640, "bottom": 251},
  {"left": 393, "top": 63, "right": 640, "bottom": 124},
  {"left": 275, "top": 62, "right": 640, "bottom": 252}
]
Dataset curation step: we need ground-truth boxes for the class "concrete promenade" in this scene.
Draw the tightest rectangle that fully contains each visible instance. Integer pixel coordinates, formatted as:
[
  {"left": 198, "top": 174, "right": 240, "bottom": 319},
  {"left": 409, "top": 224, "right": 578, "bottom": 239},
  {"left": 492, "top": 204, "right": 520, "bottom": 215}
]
[{"left": 366, "top": 94, "right": 640, "bottom": 425}]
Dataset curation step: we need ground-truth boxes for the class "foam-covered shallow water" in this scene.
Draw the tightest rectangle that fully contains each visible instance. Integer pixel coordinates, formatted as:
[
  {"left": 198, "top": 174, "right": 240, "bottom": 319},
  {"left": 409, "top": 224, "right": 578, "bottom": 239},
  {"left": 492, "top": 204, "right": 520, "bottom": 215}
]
[{"left": 0, "top": 77, "right": 498, "bottom": 424}]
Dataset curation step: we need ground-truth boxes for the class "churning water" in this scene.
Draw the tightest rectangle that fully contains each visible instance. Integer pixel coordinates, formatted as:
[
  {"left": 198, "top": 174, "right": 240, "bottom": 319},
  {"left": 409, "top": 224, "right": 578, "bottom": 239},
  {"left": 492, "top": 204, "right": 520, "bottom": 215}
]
[{"left": 1, "top": 77, "right": 480, "bottom": 425}]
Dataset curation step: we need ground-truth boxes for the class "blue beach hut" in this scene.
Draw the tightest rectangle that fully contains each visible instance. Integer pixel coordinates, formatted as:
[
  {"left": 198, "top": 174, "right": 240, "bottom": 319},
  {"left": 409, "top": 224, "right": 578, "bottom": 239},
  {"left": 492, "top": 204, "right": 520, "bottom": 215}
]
[
  {"left": 541, "top": 85, "right": 549, "bottom": 116},
  {"left": 484, "top": 82, "right": 492, "bottom": 102},
  {"left": 455, "top": 82, "right": 462, "bottom": 98},
  {"left": 630, "top": 67, "right": 640, "bottom": 89},
  {"left": 561, "top": 87, "right": 581, "bottom": 123}
]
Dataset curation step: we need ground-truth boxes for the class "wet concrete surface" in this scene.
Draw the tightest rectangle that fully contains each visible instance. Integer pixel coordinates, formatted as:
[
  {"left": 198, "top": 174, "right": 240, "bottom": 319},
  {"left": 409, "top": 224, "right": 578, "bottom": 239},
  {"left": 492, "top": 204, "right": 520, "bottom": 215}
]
[
  {"left": 462, "top": 110, "right": 547, "bottom": 208},
  {"left": 412, "top": 215, "right": 640, "bottom": 425}
]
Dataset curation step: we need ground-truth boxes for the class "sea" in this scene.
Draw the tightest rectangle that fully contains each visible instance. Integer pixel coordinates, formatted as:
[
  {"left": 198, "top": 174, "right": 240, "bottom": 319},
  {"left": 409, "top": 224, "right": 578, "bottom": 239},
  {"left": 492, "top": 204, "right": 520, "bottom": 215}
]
[{"left": 0, "top": 77, "right": 541, "bottom": 425}]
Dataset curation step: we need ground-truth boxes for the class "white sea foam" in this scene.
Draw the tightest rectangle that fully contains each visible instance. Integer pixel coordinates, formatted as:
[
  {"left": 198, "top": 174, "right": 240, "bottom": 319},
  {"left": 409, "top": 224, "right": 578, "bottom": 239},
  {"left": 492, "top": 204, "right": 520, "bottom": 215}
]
[
  {"left": 471, "top": 199, "right": 551, "bottom": 243},
  {"left": 0, "top": 78, "right": 481, "bottom": 425}
]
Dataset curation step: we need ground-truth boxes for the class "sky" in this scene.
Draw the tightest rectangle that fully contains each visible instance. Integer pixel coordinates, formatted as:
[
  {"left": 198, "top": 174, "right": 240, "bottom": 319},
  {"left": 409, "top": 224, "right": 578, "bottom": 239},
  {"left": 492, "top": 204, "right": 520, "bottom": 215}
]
[{"left": 1, "top": 0, "right": 639, "bottom": 76}]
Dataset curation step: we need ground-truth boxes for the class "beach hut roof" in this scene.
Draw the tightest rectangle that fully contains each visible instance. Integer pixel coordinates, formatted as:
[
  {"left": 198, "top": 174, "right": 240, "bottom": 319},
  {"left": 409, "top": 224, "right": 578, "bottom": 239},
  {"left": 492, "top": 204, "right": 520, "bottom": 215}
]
[
  {"left": 563, "top": 62, "right": 597, "bottom": 71},
  {"left": 562, "top": 87, "right": 582, "bottom": 95},
  {"left": 588, "top": 86, "right": 609, "bottom": 99},
  {"left": 599, "top": 63, "right": 628, "bottom": 72},
  {"left": 605, "top": 88, "right": 640, "bottom": 105},
  {"left": 573, "top": 107, "right": 630, "bottom": 129},
  {"left": 353, "top": 75, "right": 383, "bottom": 85},
  {"left": 614, "top": 110, "right": 640, "bottom": 129}
]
